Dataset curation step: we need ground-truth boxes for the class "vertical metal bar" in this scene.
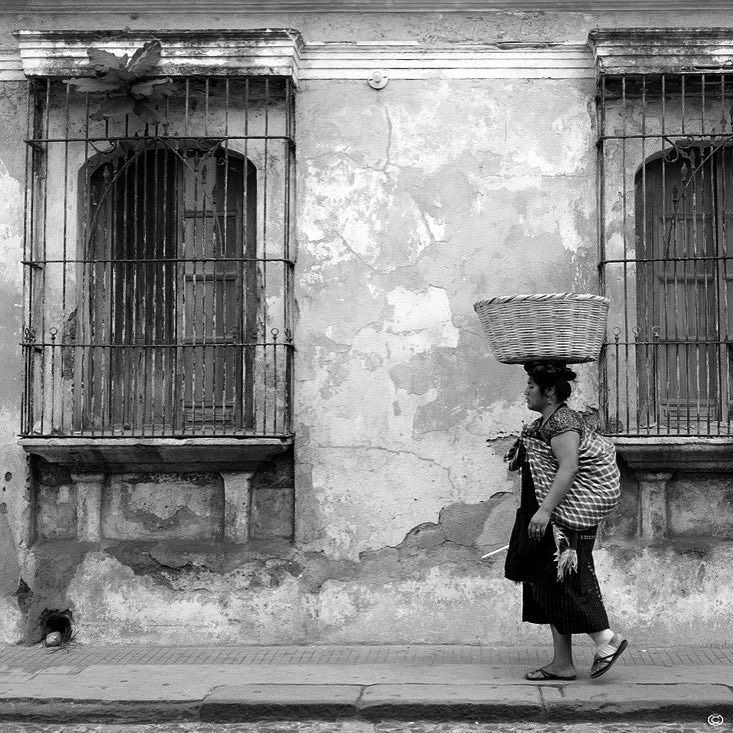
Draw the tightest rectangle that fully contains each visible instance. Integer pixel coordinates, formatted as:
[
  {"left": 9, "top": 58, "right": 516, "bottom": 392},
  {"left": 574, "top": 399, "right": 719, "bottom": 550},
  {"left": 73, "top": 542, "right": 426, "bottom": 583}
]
[
  {"left": 243, "top": 76, "right": 252, "bottom": 432},
  {"left": 263, "top": 77, "right": 270, "bottom": 434},
  {"left": 38, "top": 78, "right": 51, "bottom": 435},
  {"left": 697, "top": 74, "right": 707, "bottom": 434},
  {"left": 79, "top": 90, "right": 91, "bottom": 434},
  {"left": 58, "top": 82, "right": 72, "bottom": 433},
  {"left": 177, "top": 82, "right": 190, "bottom": 434},
  {"left": 142, "top": 143, "right": 151, "bottom": 435},
  {"left": 21, "top": 80, "right": 32, "bottom": 434},
  {"left": 284, "top": 78, "right": 295, "bottom": 435},
  {"left": 678, "top": 75, "right": 687, "bottom": 435},
  {"left": 192, "top": 148, "right": 200, "bottom": 432},
  {"left": 151, "top": 143, "right": 160, "bottom": 435},
  {"left": 715, "top": 74, "right": 733, "bottom": 435},
  {"left": 116, "top": 131, "right": 129, "bottom": 435},
  {"left": 163, "top": 95, "right": 173, "bottom": 435},
  {"left": 131, "top": 143, "right": 141, "bottom": 435},
  {"left": 202, "top": 78, "right": 210, "bottom": 433},
  {"left": 222, "top": 78, "right": 230, "bottom": 434},
  {"left": 705, "top": 80, "right": 715, "bottom": 435},
  {"left": 622, "top": 76, "right": 631, "bottom": 434},
  {"left": 272, "top": 327, "right": 278, "bottom": 434},
  {"left": 659, "top": 74, "right": 668, "bottom": 436},
  {"left": 636, "top": 77, "right": 648, "bottom": 433}
]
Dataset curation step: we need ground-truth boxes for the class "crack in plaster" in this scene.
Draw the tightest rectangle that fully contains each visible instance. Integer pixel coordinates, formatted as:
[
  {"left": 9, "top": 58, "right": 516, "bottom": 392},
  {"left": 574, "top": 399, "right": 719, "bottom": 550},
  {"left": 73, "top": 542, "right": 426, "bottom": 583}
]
[
  {"left": 307, "top": 151, "right": 389, "bottom": 177},
  {"left": 308, "top": 442, "right": 457, "bottom": 494},
  {"left": 382, "top": 103, "right": 393, "bottom": 173},
  {"left": 336, "top": 234, "right": 379, "bottom": 274}
]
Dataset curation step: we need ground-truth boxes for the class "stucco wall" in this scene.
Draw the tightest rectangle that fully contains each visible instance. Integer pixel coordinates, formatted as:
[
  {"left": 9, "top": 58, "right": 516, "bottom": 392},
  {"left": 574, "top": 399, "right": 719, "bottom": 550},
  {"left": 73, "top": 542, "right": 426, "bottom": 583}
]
[
  {"left": 0, "top": 9, "right": 731, "bottom": 646},
  {"left": 294, "top": 75, "right": 599, "bottom": 558}
]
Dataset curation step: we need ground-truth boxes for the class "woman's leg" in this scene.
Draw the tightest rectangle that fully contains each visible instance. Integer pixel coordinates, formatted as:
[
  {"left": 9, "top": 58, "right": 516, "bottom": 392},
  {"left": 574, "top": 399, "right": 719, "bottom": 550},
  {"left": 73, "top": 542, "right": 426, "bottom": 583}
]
[
  {"left": 526, "top": 624, "right": 576, "bottom": 679},
  {"left": 549, "top": 624, "right": 576, "bottom": 675},
  {"left": 588, "top": 628, "right": 628, "bottom": 678}
]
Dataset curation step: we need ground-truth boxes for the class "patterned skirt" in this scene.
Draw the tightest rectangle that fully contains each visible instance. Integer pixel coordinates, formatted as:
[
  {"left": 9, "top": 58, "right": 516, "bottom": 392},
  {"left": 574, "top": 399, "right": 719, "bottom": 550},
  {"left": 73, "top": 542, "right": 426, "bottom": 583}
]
[{"left": 520, "top": 465, "right": 610, "bottom": 635}]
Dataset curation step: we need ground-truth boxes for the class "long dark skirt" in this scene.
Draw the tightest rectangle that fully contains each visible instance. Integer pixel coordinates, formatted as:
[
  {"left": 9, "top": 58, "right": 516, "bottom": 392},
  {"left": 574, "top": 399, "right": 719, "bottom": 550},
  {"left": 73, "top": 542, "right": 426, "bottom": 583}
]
[{"left": 520, "top": 464, "right": 610, "bottom": 635}]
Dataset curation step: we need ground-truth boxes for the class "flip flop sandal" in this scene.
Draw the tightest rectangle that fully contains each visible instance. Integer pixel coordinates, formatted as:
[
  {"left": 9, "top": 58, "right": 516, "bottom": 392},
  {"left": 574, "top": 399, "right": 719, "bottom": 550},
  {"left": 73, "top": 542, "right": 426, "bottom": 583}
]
[
  {"left": 590, "top": 638, "right": 629, "bottom": 679},
  {"left": 525, "top": 667, "right": 577, "bottom": 681}
]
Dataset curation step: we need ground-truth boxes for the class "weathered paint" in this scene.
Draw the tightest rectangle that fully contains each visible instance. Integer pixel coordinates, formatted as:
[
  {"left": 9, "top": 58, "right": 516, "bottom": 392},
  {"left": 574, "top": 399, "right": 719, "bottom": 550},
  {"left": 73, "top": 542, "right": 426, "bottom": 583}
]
[
  {"left": 294, "top": 76, "right": 598, "bottom": 560},
  {"left": 0, "top": 10, "right": 730, "bottom": 647}
]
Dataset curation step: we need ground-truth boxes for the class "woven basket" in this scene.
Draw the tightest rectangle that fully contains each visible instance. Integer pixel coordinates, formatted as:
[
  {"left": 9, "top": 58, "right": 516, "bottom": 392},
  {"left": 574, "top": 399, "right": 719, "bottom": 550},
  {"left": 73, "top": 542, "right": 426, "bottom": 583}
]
[{"left": 473, "top": 293, "right": 610, "bottom": 364}]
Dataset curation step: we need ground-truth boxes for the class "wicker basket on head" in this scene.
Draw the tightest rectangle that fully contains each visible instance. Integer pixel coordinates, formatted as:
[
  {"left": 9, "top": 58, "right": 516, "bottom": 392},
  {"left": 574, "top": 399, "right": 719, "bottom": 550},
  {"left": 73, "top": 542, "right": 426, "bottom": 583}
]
[{"left": 473, "top": 293, "right": 610, "bottom": 364}]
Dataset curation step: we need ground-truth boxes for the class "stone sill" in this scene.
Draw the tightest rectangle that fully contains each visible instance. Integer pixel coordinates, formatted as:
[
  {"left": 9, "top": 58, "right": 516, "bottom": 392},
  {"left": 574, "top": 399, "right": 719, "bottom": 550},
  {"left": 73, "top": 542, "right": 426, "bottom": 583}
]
[
  {"left": 612, "top": 437, "right": 733, "bottom": 472},
  {"left": 34, "top": 537, "right": 295, "bottom": 558},
  {"left": 19, "top": 436, "right": 293, "bottom": 473}
]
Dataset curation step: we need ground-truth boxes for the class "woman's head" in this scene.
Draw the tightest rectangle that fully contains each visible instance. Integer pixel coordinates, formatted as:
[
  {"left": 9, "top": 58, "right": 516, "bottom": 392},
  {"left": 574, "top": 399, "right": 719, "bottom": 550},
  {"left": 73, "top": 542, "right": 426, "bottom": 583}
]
[{"left": 523, "top": 361, "right": 577, "bottom": 411}]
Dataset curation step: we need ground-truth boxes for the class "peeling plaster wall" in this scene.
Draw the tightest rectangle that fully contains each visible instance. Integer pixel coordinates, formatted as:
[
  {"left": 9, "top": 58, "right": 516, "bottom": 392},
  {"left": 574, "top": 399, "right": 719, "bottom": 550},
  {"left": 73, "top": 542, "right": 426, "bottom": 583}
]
[
  {"left": 294, "top": 76, "right": 598, "bottom": 560},
  {"left": 0, "top": 9, "right": 732, "bottom": 646}
]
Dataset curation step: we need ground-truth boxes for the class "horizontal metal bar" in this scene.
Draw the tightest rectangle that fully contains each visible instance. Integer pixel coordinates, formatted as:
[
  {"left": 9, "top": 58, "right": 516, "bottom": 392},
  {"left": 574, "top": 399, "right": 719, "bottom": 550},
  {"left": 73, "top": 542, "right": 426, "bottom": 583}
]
[
  {"left": 25, "top": 135, "right": 294, "bottom": 145},
  {"left": 21, "top": 434, "right": 295, "bottom": 439},
  {"left": 601, "top": 256, "right": 733, "bottom": 264},
  {"left": 23, "top": 257, "right": 295, "bottom": 265},
  {"left": 600, "top": 132, "right": 733, "bottom": 142},
  {"left": 605, "top": 339, "right": 733, "bottom": 345},
  {"left": 21, "top": 342, "right": 295, "bottom": 348}
]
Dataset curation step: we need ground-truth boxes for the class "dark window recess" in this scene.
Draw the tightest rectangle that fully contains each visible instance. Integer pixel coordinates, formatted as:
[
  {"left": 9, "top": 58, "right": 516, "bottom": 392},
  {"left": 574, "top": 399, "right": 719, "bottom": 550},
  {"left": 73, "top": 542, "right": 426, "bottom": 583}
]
[
  {"left": 22, "top": 77, "right": 295, "bottom": 438},
  {"left": 599, "top": 74, "right": 733, "bottom": 436}
]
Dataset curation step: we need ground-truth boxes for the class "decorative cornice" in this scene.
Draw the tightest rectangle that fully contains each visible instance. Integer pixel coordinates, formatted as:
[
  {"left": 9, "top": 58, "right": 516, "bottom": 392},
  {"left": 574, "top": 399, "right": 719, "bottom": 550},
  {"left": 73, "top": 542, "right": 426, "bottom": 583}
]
[
  {"left": 0, "top": 35, "right": 594, "bottom": 82},
  {"left": 3, "top": 1, "right": 733, "bottom": 12},
  {"left": 590, "top": 28, "right": 733, "bottom": 75},
  {"left": 12, "top": 29, "right": 305, "bottom": 81},
  {"left": 0, "top": 50, "right": 22, "bottom": 82},
  {"left": 303, "top": 41, "right": 592, "bottom": 79}
]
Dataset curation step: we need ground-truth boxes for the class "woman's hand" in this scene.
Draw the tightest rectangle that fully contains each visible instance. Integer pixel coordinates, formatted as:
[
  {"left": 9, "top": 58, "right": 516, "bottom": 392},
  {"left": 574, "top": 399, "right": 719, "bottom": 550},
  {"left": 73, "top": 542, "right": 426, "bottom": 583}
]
[{"left": 528, "top": 507, "right": 551, "bottom": 540}]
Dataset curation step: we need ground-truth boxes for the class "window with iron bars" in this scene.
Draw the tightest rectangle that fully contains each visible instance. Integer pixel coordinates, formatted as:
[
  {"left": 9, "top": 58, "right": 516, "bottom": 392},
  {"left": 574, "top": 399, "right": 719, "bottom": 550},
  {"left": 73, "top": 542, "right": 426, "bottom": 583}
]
[
  {"left": 21, "top": 76, "right": 295, "bottom": 439},
  {"left": 599, "top": 73, "right": 733, "bottom": 436}
]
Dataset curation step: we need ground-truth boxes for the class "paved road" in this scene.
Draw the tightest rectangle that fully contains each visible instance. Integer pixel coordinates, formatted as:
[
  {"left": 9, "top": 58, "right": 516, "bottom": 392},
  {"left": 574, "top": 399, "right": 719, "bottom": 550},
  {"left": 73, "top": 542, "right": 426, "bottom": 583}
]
[{"left": 0, "top": 722, "right": 724, "bottom": 732}]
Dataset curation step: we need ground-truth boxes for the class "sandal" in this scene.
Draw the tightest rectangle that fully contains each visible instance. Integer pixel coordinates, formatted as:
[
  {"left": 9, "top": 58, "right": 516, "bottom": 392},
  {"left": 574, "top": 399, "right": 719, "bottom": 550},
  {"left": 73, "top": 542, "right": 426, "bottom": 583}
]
[
  {"left": 590, "top": 638, "right": 628, "bottom": 679},
  {"left": 525, "top": 667, "right": 576, "bottom": 681}
]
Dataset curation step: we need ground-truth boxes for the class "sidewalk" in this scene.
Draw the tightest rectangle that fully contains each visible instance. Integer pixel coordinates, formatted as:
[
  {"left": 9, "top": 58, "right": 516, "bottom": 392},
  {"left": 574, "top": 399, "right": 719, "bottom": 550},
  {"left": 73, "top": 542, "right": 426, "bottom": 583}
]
[{"left": 0, "top": 644, "right": 731, "bottom": 725}]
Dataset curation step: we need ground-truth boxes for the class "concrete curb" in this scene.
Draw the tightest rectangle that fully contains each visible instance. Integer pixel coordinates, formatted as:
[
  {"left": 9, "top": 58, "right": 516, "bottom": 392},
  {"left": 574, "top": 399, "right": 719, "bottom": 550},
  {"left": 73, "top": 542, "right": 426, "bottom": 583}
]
[
  {"left": 0, "top": 699, "right": 201, "bottom": 723},
  {"left": 0, "top": 683, "right": 730, "bottom": 724}
]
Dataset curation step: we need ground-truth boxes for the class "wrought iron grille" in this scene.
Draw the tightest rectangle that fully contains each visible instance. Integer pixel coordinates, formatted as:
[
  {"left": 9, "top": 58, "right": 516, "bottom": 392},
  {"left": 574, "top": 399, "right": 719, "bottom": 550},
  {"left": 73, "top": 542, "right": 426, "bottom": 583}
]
[
  {"left": 599, "top": 73, "right": 733, "bottom": 436},
  {"left": 21, "top": 76, "right": 295, "bottom": 438}
]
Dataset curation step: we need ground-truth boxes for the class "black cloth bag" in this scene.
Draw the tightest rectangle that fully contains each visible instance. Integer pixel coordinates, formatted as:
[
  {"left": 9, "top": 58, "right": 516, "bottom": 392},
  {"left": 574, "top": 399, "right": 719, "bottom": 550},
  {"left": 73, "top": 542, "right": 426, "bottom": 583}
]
[{"left": 504, "top": 506, "right": 558, "bottom": 585}]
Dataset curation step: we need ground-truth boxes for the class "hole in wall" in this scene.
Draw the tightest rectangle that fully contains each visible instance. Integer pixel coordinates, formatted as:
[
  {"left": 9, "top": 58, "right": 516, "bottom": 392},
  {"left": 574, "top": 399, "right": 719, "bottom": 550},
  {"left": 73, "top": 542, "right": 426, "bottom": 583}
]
[{"left": 39, "top": 608, "right": 74, "bottom": 646}]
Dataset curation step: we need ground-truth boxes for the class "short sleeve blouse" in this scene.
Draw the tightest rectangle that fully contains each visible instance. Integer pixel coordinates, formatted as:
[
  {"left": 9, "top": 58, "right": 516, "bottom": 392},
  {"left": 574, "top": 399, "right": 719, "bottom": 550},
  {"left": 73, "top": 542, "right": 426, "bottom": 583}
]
[{"left": 526, "top": 405, "right": 585, "bottom": 444}]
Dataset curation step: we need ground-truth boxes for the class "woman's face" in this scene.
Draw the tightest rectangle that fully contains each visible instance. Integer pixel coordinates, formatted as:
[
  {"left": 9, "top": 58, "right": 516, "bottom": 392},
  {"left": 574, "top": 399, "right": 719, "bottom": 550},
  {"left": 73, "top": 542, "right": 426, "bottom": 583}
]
[{"left": 524, "top": 377, "right": 548, "bottom": 412}]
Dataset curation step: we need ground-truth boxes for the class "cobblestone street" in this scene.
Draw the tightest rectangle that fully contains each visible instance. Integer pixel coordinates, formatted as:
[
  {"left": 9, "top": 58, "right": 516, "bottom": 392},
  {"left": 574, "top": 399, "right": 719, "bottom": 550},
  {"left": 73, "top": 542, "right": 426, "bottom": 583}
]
[{"left": 0, "top": 723, "right": 723, "bottom": 733}]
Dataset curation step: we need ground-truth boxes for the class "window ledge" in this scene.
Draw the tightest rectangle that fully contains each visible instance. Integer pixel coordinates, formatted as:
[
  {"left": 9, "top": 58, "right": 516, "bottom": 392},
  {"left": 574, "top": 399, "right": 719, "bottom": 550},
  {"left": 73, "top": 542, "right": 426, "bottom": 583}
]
[
  {"left": 19, "top": 436, "right": 293, "bottom": 473},
  {"left": 613, "top": 436, "right": 733, "bottom": 472}
]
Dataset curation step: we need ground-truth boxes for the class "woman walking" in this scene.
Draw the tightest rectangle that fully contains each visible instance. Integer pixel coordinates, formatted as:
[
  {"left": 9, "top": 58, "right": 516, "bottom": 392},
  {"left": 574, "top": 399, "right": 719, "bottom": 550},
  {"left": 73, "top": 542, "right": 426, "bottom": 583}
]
[{"left": 505, "top": 361, "right": 627, "bottom": 681}]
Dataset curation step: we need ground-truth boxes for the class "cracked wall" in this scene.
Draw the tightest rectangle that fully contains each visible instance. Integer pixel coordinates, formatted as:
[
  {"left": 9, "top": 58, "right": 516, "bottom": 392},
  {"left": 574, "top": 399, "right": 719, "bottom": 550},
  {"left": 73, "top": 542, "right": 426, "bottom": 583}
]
[
  {"left": 294, "top": 77, "right": 599, "bottom": 559},
  {"left": 0, "top": 9, "right": 732, "bottom": 646}
]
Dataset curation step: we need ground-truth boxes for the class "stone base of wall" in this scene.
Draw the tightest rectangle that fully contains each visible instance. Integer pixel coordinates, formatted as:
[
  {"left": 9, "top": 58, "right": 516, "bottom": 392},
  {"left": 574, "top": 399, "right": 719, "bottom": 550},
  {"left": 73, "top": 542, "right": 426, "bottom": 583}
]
[{"left": 8, "top": 531, "right": 733, "bottom": 647}]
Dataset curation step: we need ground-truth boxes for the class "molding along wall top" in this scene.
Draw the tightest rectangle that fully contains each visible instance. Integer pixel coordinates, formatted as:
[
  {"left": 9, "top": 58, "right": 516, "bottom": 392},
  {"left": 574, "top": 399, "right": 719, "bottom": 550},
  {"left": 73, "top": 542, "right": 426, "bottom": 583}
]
[
  {"left": 303, "top": 41, "right": 593, "bottom": 79},
  {"left": 12, "top": 29, "right": 305, "bottom": 80},
  {"left": 3, "top": 0, "right": 733, "bottom": 12},
  {"left": 1, "top": 34, "right": 594, "bottom": 82},
  {"left": 591, "top": 28, "right": 733, "bottom": 74}
]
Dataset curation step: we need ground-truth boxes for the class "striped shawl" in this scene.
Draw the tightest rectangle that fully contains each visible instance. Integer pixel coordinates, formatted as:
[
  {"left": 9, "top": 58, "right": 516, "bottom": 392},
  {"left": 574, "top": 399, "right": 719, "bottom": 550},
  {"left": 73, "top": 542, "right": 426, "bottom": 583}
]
[{"left": 522, "top": 418, "right": 620, "bottom": 530}]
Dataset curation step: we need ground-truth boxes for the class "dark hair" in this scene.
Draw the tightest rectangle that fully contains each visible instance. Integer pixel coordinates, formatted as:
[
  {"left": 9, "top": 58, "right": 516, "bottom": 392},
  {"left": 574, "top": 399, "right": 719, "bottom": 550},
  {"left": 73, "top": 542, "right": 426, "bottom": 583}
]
[{"left": 523, "top": 361, "right": 577, "bottom": 402}]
